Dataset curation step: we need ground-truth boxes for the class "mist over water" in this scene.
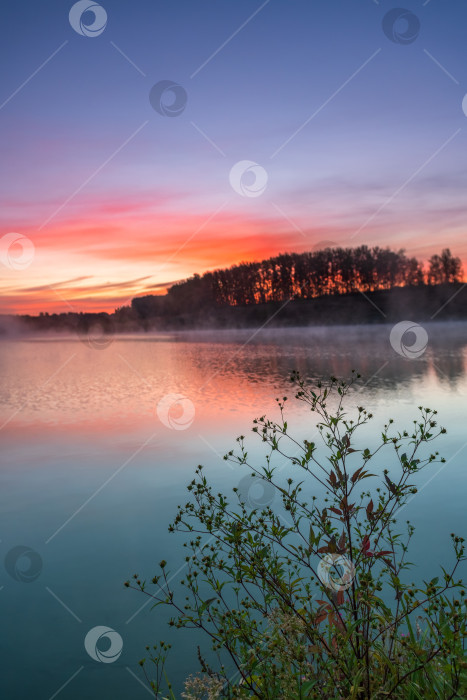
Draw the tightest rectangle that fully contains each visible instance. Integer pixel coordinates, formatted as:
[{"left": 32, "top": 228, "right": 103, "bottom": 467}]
[
  {"left": 1, "top": 324, "right": 467, "bottom": 698},
  {"left": 2, "top": 322, "right": 467, "bottom": 425}
]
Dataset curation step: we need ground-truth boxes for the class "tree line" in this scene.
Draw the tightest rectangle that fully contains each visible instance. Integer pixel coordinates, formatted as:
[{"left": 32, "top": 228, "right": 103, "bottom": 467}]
[
  {"left": 9, "top": 245, "right": 463, "bottom": 334},
  {"left": 130, "top": 246, "right": 463, "bottom": 318}
]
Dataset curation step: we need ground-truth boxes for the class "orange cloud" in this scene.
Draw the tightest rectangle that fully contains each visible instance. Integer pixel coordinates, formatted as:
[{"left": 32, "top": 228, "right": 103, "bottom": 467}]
[{"left": 2, "top": 188, "right": 465, "bottom": 314}]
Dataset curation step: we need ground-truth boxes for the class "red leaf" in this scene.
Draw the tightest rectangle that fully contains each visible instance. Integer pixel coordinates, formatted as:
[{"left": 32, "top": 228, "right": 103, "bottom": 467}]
[
  {"left": 336, "top": 590, "right": 344, "bottom": 606},
  {"left": 334, "top": 614, "right": 346, "bottom": 632},
  {"left": 385, "top": 474, "right": 398, "bottom": 495},
  {"left": 315, "top": 611, "right": 327, "bottom": 625},
  {"left": 366, "top": 500, "right": 374, "bottom": 519},
  {"left": 362, "top": 535, "right": 371, "bottom": 552},
  {"left": 351, "top": 467, "right": 363, "bottom": 483},
  {"left": 330, "top": 507, "right": 342, "bottom": 516}
]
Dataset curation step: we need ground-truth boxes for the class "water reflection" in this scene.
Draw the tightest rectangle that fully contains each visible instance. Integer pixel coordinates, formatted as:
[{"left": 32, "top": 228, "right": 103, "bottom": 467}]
[
  {"left": 0, "top": 323, "right": 466, "bottom": 430},
  {"left": 1, "top": 324, "right": 467, "bottom": 699}
]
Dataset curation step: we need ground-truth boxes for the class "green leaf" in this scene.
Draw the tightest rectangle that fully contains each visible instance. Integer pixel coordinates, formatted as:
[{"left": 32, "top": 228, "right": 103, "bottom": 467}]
[
  {"left": 300, "top": 679, "right": 318, "bottom": 694},
  {"left": 309, "top": 524, "right": 315, "bottom": 548},
  {"left": 198, "top": 597, "right": 217, "bottom": 615}
]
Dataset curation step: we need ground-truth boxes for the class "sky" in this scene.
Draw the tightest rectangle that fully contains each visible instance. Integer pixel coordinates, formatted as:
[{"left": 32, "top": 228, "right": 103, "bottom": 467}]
[{"left": 1, "top": 0, "right": 467, "bottom": 313}]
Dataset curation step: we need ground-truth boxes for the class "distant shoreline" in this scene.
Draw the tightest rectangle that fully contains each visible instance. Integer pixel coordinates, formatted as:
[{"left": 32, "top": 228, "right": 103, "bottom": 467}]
[{"left": 1, "top": 283, "right": 466, "bottom": 338}]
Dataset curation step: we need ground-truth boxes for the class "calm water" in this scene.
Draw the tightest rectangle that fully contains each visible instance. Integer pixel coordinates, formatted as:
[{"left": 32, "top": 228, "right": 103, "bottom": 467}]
[{"left": 1, "top": 324, "right": 467, "bottom": 699}]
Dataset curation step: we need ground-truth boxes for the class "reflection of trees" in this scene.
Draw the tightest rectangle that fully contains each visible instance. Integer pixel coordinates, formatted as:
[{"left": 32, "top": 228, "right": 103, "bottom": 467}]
[
  {"left": 427, "top": 324, "right": 467, "bottom": 386},
  {"left": 194, "top": 326, "right": 466, "bottom": 394},
  {"left": 432, "top": 354, "right": 465, "bottom": 386}
]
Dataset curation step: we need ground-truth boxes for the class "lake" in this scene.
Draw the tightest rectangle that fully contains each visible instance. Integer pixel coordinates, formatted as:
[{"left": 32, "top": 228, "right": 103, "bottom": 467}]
[{"left": 1, "top": 323, "right": 467, "bottom": 699}]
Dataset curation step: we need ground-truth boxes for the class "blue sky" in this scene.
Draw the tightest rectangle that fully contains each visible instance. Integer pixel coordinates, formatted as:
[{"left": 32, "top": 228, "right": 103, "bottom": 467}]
[{"left": 1, "top": 0, "right": 467, "bottom": 311}]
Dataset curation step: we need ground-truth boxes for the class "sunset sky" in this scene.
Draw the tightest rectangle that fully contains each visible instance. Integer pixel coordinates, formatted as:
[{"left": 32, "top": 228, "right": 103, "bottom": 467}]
[{"left": 1, "top": 0, "right": 467, "bottom": 313}]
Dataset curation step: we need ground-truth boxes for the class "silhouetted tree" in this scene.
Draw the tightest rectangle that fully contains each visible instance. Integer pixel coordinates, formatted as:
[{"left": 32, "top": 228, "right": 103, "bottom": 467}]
[
  {"left": 428, "top": 248, "right": 463, "bottom": 284},
  {"left": 17, "top": 246, "right": 464, "bottom": 334}
]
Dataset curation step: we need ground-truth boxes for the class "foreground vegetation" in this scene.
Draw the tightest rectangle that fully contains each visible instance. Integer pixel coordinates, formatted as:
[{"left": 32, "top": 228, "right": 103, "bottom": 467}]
[{"left": 132, "top": 371, "right": 467, "bottom": 698}]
